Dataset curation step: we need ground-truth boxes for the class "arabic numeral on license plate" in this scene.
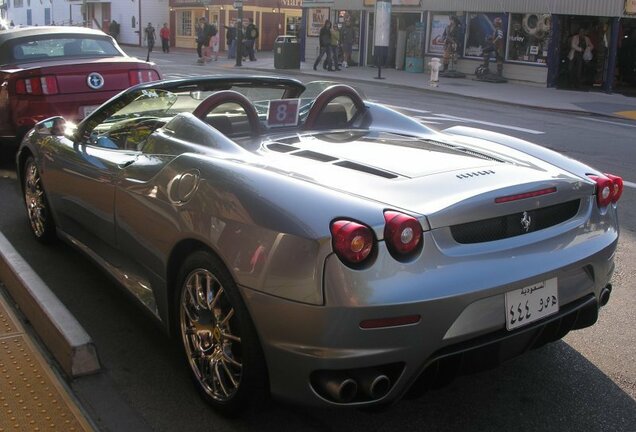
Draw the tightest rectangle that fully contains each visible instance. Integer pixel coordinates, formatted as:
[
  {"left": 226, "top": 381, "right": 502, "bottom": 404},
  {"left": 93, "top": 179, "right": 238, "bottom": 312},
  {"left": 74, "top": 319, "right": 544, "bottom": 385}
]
[
  {"left": 538, "top": 295, "right": 557, "bottom": 312},
  {"left": 505, "top": 278, "right": 559, "bottom": 331}
]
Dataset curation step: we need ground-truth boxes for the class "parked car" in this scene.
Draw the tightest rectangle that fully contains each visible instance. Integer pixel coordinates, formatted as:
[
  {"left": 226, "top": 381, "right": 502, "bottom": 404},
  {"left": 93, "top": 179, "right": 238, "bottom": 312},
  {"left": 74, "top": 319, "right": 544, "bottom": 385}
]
[
  {"left": 0, "top": 26, "right": 160, "bottom": 142},
  {"left": 17, "top": 76, "right": 622, "bottom": 416}
]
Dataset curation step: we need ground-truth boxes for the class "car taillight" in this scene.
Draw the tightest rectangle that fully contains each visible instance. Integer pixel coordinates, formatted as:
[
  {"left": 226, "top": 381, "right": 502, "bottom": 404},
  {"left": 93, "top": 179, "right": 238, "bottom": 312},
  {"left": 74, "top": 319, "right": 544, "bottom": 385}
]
[
  {"left": 14, "top": 75, "right": 59, "bottom": 95},
  {"left": 605, "top": 174, "right": 623, "bottom": 203},
  {"left": 129, "top": 69, "right": 160, "bottom": 85},
  {"left": 384, "top": 211, "right": 422, "bottom": 258},
  {"left": 330, "top": 219, "right": 375, "bottom": 265},
  {"left": 589, "top": 173, "right": 623, "bottom": 207}
]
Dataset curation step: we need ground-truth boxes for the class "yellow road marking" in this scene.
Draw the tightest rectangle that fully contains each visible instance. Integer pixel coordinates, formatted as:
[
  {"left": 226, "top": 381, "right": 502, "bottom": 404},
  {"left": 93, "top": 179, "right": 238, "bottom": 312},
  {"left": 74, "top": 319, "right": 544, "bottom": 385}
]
[{"left": 614, "top": 110, "right": 636, "bottom": 120}]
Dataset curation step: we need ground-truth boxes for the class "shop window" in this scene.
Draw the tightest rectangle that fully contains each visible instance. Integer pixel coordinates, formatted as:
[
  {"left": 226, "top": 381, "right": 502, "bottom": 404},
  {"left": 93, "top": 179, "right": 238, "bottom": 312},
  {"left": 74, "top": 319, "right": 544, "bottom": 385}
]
[
  {"left": 177, "top": 11, "right": 192, "bottom": 37},
  {"left": 507, "top": 14, "right": 551, "bottom": 65},
  {"left": 464, "top": 13, "right": 507, "bottom": 59}
]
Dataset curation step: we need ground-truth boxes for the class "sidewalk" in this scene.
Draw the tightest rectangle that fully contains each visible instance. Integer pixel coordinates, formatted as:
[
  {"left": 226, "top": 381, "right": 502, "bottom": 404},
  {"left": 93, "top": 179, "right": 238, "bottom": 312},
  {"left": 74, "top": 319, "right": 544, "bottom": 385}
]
[
  {"left": 0, "top": 289, "right": 94, "bottom": 431},
  {"left": 128, "top": 45, "right": 636, "bottom": 121}
]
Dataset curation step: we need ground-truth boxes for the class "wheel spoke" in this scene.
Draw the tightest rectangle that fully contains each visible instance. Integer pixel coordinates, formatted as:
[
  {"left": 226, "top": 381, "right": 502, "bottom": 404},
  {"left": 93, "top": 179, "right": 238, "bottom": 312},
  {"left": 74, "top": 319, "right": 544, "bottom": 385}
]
[
  {"left": 221, "top": 359, "right": 239, "bottom": 389},
  {"left": 214, "top": 362, "right": 230, "bottom": 397},
  {"left": 220, "top": 308, "right": 234, "bottom": 327},
  {"left": 222, "top": 351, "right": 242, "bottom": 368},
  {"left": 221, "top": 331, "right": 241, "bottom": 343}
]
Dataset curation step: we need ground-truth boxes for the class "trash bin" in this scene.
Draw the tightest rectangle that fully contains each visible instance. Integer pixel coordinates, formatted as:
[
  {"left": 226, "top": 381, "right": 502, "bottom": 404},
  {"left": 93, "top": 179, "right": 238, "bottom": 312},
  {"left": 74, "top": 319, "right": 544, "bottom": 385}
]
[{"left": 274, "top": 35, "right": 300, "bottom": 69}]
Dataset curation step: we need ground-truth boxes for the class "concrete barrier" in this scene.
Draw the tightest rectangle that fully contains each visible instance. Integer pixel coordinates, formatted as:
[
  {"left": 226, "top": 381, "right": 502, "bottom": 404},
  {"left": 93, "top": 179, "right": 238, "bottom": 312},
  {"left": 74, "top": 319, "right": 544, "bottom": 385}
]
[{"left": 0, "top": 231, "right": 100, "bottom": 377}]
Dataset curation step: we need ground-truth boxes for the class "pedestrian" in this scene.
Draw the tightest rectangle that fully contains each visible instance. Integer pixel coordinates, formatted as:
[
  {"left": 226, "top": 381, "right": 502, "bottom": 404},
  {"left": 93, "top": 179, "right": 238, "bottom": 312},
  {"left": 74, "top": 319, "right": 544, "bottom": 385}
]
[
  {"left": 329, "top": 23, "right": 341, "bottom": 71},
  {"left": 108, "top": 20, "right": 120, "bottom": 41},
  {"left": 442, "top": 16, "right": 461, "bottom": 72},
  {"left": 160, "top": 23, "right": 170, "bottom": 53},
  {"left": 224, "top": 25, "right": 237, "bottom": 59},
  {"left": 481, "top": 17, "right": 504, "bottom": 76},
  {"left": 568, "top": 27, "right": 593, "bottom": 88},
  {"left": 313, "top": 19, "right": 333, "bottom": 71},
  {"left": 340, "top": 16, "right": 354, "bottom": 68},
  {"left": 244, "top": 18, "right": 258, "bottom": 61},
  {"left": 196, "top": 17, "right": 214, "bottom": 64},
  {"left": 211, "top": 22, "right": 220, "bottom": 61},
  {"left": 144, "top": 22, "right": 156, "bottom": 53}
]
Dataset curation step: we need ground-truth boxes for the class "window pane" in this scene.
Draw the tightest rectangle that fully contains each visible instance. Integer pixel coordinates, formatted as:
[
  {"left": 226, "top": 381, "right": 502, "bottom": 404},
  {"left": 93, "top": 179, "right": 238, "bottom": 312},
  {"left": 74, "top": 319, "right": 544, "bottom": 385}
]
[{"left": 507, "top": 13, "right": 551, "bottom": 65}]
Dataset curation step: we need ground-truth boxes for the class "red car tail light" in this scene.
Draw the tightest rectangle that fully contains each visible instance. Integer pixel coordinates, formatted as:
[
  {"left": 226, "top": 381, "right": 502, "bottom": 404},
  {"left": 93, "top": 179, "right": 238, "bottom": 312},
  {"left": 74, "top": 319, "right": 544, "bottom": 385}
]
[
  {"left": 589, "top": 175, "right": 614, "bottom": 208},
  {"left": 384, "top": 211, "right": 422, "bottom": 257},
  {"left": 129, "top": 69, "right": 160, "bottom": 85},
  {"left": 605, "top": 174, "right": 624, "bottom": 203},
  {"left": 330, "top": 220, "right": 375, "bottom": 265},
  {"left": 14, "top": 75, "right": 59, "bottom": 95}
]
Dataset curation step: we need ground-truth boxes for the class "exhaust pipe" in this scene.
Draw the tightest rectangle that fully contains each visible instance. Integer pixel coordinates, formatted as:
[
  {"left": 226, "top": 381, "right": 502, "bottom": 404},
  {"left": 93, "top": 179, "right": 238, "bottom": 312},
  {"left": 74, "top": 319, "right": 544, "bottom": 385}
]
[
  {"left": 599, "top": 284, "right": 612, "bottom": 307},
  {"left": 355, "top": 371, "right": 392, "bottom": 400},
  {"left": 317, "top": 373, "right": 358, "bottom": 403}
]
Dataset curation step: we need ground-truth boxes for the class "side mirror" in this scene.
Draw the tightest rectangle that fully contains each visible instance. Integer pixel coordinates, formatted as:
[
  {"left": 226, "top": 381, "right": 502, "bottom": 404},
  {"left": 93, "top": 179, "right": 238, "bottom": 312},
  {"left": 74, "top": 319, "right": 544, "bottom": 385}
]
[{"left": 35, "top": 117, "right": 69, "bottom": 137}]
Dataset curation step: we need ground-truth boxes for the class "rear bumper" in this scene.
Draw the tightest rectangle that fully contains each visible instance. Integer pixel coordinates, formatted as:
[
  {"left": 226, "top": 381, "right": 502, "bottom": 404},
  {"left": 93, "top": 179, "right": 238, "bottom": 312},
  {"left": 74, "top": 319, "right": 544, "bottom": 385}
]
[
  {"left": 6, "top": 91, "right": 121, "bottom": 137},
  {"left": 240, "top": 204, "right": 618, "bottom": 407}
]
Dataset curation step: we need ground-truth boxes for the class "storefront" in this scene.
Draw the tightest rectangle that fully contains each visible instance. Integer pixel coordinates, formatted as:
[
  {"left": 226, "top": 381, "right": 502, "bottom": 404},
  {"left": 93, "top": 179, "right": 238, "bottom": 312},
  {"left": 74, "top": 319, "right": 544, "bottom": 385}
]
[
  {"left": 170, "top": 0, "right": 302, "bottom": 52},
  {"left": 301, "top": 0, "right": 636, "bottom": 93}
]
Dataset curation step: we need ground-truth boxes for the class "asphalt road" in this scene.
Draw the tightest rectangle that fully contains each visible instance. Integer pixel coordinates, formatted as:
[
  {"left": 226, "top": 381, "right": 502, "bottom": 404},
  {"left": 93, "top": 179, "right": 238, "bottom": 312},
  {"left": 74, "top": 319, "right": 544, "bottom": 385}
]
[{"left": 0, "top": 62, "right": 635, "bottom": 431}]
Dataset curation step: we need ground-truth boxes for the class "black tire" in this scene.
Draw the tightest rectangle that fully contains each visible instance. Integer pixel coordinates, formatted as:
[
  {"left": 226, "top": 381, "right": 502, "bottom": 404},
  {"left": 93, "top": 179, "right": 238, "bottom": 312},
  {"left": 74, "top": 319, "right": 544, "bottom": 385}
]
[
  {"left": 174, "top": 250, "right": 268, "bottom": 416},
  {"left": 22, "top": 156, "right": 56, "bottom": 243}
]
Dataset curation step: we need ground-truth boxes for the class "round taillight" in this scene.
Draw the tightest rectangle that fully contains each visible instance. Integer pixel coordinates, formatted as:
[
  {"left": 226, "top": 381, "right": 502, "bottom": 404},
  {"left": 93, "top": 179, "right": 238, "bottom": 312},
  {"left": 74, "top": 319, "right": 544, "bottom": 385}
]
[
  {"left": 384, "top": 211, "right": 422, "bottom": 257},
  {"left": 330, "top": 220, "right": 375, "bottom": 265},
  {"left": 589, "top": 175, "right": 614, "bottom": 208},
  {"left": 604, "top": 173, "right": 623, "bottom": 203}
]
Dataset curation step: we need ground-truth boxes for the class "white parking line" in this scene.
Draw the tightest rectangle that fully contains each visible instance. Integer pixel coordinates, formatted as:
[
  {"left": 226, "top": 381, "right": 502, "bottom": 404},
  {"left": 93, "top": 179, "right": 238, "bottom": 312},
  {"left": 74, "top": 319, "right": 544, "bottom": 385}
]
[
  {"left": 384, "top": 104, "right": 544, "bottom": 135},
  {"left": 436, "top": 113, "right": 545, "bottom": 135},
  {"left": 415, "top": 116, "right": 463, "bottom": 122},
  {"left": 578, "top": 116, "right": 636, "bottom": 129},
  {"left": 624, "top": 180, "right": 636, "bottom": 189}
]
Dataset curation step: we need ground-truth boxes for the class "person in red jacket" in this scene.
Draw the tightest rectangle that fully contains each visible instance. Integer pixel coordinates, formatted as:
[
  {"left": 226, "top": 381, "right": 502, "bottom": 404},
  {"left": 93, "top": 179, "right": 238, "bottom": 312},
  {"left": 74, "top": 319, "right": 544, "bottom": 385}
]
[{"left": 160, "top": 23, "right": 171, "bottom": 53}]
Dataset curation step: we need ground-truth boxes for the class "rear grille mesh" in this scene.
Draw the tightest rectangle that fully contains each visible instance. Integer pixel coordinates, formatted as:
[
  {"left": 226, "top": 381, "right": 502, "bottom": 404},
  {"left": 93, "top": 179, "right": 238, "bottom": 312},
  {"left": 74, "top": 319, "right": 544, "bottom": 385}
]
[{"left": 450, "top": 200, "right": 581, "bottom": 244}]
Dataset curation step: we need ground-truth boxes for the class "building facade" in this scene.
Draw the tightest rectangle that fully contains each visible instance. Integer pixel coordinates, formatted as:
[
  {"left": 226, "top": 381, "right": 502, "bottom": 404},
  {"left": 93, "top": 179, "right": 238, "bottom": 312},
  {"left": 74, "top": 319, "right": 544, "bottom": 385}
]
[
  {"left": 302, "top": 0, "right": 636, "bottom": 94},
  {"left": 169, "top": 0, "right": 302, "bottom": 52}
]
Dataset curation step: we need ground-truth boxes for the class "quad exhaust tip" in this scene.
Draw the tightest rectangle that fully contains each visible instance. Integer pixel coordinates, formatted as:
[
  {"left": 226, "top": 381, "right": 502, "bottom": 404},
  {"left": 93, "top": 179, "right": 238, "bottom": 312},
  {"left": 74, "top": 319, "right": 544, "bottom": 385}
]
[{"left": 599, "top": 283, "right": 612, "bottom": 307}]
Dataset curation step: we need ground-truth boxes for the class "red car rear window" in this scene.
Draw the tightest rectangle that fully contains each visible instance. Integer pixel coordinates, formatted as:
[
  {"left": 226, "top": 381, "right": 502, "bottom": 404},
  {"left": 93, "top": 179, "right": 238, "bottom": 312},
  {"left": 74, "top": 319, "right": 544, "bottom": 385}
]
[{"left": 9, "top": 36, "right": 123, "bottom": 64}]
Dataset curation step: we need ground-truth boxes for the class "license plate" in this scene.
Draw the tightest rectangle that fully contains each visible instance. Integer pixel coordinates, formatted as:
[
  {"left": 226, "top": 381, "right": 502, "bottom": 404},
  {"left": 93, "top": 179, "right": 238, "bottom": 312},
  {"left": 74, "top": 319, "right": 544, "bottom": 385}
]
[
  {"left": 80, "top": 105, "right": 99, "bottom": 118},
  {"left": 505, "top": 278, "right": 559, "bottom": 331}
]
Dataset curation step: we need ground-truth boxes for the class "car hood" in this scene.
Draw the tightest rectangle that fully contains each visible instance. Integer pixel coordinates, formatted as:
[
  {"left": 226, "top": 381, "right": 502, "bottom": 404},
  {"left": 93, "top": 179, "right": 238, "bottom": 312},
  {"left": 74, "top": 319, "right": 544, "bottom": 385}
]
[{"left": 253, "top": 130, "right": 594, "bottom": 228}]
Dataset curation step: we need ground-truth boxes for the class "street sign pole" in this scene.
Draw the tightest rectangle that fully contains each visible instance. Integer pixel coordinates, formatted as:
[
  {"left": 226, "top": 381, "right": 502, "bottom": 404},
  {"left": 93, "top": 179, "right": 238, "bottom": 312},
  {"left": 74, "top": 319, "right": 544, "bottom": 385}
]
[{"left": 235, "top": 0, "right": 243, "bottom": 67}]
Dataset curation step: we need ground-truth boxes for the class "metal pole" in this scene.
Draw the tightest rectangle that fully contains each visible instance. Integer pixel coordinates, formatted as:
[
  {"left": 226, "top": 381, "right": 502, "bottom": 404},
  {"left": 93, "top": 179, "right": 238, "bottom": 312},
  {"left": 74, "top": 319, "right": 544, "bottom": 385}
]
[{"left": 235, "top": 6, "right": 243, "bottom": 67}]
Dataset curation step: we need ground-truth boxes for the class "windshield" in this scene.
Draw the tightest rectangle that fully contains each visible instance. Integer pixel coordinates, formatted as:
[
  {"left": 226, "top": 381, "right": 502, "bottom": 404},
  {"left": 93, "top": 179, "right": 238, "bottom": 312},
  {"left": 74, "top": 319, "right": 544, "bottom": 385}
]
[{"left": 7, "top": 35, "right": 123, "bottom": 64}]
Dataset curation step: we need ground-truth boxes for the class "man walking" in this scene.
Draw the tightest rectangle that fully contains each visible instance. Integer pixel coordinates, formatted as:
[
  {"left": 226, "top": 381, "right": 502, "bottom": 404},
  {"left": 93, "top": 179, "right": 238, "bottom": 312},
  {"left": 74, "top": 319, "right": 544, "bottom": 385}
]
[
  {"left": 244, "top": 18, "right": 259, "bottom": 61},
  {"left": 144, "top": 22, "right": 156, "bottom": 52},
  {"left": 196, "top": 17, "right": 214, "bottom": 64},
  {"left": 143, "top": 23, "right": 156, "bottom": 62}
]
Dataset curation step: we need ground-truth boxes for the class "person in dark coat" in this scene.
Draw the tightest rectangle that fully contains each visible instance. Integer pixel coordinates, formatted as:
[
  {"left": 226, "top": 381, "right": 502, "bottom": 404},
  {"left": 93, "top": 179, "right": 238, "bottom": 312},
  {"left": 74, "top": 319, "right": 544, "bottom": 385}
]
[
  {"left": 244, "top": 18, "right": 258, "bottom": 61},
  {"left": 313, "top": 20, "right": 333, "bottom": 71},
  {"left": 225, "top": 25, "right": 237, "bottom": 59}
]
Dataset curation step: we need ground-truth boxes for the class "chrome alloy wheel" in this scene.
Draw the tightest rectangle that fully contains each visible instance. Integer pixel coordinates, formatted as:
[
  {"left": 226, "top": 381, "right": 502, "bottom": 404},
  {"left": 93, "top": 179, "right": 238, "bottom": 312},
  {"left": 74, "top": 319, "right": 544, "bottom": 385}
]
[
  {"left": 179, "top": 268, "right": 243, "bottom": 402},
  {"left": 24, "top": 160, "right": 47, "bottom": 238}
]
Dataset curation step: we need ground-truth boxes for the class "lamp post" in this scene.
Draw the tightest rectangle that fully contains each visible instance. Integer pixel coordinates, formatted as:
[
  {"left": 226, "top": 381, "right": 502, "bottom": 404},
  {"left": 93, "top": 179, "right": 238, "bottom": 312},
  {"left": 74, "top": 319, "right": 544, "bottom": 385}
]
[{"left": 234, "top": 0, "right": 243, "bottom": 67}]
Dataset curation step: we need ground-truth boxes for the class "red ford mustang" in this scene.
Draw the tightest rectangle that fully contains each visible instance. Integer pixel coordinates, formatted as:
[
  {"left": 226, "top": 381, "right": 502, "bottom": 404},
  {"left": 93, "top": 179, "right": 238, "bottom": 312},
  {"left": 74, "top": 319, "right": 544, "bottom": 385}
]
[{"left": 0, "top": 26, "right": 161, "bottom": 141}]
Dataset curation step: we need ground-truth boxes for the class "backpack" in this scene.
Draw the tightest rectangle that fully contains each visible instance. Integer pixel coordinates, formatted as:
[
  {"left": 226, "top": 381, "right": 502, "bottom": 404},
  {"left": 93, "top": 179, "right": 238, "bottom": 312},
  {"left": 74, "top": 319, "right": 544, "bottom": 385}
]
[
  {"left": 210, "top": 24, "right": 218, "bottom": 37},
  {"left": 249, "top": 25, "right": 258, "bottom": 39}
]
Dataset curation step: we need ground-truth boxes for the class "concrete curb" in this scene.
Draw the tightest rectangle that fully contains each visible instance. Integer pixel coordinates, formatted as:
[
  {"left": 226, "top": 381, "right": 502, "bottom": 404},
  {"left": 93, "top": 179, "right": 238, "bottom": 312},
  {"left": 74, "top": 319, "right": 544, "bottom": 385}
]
[{"left": 0, "top": 231, "right": 100, "bottom": 378}]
